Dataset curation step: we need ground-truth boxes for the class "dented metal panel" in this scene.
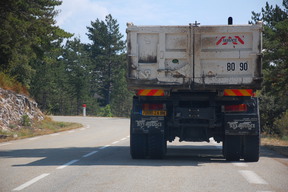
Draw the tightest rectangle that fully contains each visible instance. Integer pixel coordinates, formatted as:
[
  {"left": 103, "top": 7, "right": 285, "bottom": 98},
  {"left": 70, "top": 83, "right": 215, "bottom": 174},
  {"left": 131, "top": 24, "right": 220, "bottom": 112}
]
[{"left": 126, "top": 22, "right": 263, "bottom": 90}]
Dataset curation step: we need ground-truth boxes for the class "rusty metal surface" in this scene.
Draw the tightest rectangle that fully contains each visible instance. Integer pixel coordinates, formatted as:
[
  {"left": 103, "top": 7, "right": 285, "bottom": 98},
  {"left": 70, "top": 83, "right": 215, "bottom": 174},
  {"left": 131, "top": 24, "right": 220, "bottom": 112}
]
[{"left": 126, "top": 22, "right": 263, "bottom": 91}]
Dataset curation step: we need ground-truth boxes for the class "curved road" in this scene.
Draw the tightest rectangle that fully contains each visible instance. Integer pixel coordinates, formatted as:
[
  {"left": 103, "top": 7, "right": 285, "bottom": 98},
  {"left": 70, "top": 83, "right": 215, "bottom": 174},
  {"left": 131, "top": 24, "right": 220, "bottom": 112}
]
[{"left": 0, "top": 116, "right": 287, "bottom": 192}]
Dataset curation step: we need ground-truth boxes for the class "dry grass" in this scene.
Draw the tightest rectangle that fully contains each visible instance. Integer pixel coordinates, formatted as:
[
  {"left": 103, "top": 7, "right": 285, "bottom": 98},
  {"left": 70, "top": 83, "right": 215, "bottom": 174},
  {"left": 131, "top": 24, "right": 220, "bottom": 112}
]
[
  {"left": 261, "top": 136, "right": 288, "bottom": 157},
  {"left": 0, "top": 72, "right": 29, "bottom": 95},
  {"left": 0, "top": 117, "right": 82, "bottom": 142}
]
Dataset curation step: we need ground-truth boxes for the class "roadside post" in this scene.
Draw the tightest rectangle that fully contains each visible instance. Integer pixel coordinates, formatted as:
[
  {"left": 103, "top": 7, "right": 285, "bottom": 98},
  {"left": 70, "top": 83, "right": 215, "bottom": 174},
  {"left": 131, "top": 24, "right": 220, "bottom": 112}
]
[{"left": 82, "top": 104, "right": 86, "bottom": 117}]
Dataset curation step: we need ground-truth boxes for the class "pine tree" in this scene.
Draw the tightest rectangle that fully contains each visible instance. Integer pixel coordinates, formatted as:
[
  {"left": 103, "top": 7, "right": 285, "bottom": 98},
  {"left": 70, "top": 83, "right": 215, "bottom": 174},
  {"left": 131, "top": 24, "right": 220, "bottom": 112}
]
[
  {"left": 86, "top": 14, "right": 125, "bottom": 106},
  {"left": 0, "top": 0, "right": 71, "bottom": 87},
  {"left": 251, "top": 0, "right": 288, "bottom": 134}
]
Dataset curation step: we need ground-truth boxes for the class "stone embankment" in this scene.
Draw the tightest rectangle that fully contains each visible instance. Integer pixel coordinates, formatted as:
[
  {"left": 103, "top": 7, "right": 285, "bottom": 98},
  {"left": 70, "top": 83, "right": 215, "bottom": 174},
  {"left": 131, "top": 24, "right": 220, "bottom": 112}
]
[{"left": 0, "top": 88, "right": 44, "bottom": 131}]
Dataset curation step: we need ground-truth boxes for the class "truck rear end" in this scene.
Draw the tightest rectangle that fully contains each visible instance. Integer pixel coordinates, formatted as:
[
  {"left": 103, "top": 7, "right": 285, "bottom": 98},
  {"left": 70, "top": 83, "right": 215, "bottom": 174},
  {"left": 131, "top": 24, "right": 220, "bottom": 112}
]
[{"left": 127, "top": 20, "right": 263, "bottom": 162}]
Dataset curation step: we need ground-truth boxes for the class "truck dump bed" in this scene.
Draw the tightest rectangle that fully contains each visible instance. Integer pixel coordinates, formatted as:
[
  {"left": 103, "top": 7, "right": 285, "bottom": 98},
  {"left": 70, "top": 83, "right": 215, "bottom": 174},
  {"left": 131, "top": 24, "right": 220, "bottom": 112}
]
[{"left": 127, "top": 22, "right": 263, "bottom": 90}]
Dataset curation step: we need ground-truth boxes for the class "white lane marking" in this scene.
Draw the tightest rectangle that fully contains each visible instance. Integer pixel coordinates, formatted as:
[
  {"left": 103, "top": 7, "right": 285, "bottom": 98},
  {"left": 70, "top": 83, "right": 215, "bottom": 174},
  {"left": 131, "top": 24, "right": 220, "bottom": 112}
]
[
  {"left": 239, "top": 170, "right": 268, "bottom": 185},
  {"left": 68, "top": 130, "right": 75, "bottom": 133},
  {"left": 82, "top": 151, "right": 98, "bottom": 158},
  {"left": 120, "top": 138, "right": 126, "bottom": 141},
  {"left": 50, "top": 133, "right": 60, "bottom": 136},
  {"left": 112, "top": 141, "right": 120, "bottom": 144},
  {"left": 56, "top": 159, "right": 79, "bottom": 170},
  {"left": 256, "top": 191, "right": 274, "bottom": 192},
  {"left": 28, "top": 137, "right": 40, "bottom": 141},
  {"left": 0, "top": 142, "right": 12, "bottom": 147},
  {"left": 99, "top": 145, "right": 110, "bottom": 150},
  {"left": 13, "top": 173, "right": 50, "bottom": 191},
  {"left": 232, "top": 162, "right": 248, "bottom": 167}
]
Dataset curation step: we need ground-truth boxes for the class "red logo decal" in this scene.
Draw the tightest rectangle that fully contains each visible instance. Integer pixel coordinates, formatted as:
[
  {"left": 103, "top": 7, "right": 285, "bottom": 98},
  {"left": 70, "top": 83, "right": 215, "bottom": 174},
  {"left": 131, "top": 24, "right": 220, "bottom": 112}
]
[{"left": 216, "top": 36, "right": 245, "bottom": 45}]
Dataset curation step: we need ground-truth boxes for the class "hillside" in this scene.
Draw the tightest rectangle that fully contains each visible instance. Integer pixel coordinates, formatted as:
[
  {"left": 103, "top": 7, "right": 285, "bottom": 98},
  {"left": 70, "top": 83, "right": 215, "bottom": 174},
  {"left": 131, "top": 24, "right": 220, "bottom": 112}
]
[{"left": 0, "top": 88, "right": 44, "bottom": 131}]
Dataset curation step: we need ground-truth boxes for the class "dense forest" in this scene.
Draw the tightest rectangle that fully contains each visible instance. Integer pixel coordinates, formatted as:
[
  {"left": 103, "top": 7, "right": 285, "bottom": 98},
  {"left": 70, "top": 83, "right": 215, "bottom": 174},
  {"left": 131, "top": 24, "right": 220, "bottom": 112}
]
[
  {"left": 0, "top": 0, "right": 132, "bottom": 117},
  {"left": 0, "top": 1, "right": 287, "bottom": 137}
]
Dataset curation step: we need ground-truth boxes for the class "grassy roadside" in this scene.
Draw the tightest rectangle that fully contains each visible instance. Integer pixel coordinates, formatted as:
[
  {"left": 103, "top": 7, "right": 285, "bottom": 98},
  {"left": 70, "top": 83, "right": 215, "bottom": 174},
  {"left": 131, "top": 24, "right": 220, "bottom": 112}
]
[
  {"left": 0, "top": 117, "right": 82, "bottom": 143},
  {"left": 261, "top": 135, "right": 288, "bottom": 157}
]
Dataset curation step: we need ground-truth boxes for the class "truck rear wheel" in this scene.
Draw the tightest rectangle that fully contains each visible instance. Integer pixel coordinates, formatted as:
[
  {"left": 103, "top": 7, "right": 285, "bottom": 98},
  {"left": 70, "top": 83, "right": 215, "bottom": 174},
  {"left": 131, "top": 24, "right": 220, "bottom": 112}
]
[
  {"left": 223, "top": 135, "right": 241, "bottom": 161},
  {"left": 243, "top": 135, "right": 260, "bottom": 162},
  {"left": 148, "top": 134, "right": 166, "bottom": 159},
  {"left": 130, "top": 134, "right": 147, "bottom": 159}
]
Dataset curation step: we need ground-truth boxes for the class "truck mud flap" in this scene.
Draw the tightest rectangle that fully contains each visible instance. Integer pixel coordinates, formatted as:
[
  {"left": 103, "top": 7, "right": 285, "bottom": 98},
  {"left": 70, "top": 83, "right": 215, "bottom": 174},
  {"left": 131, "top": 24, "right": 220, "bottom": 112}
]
[
  {"left": 131, "top": 115, "right": 165, "bottom": 134},
  {"left": 224, "top": 114, "right": 259, "bottom": 135}
]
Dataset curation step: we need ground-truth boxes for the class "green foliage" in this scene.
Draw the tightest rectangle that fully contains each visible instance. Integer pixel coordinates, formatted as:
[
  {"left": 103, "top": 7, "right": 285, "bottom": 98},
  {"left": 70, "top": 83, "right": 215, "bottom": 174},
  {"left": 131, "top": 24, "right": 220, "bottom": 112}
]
[
  {"left": 251, "top": 0, "right": 288, "bottom": 136},
  {"left": 0, "top": 0, "right": 72, "bottom": 87},
  {"left": 98, "top": 105, "right": 113, "bottom": 117},
  {"left": 0, "top": 2, "right": 132, "bottom": 118},
  {"left": 86, "top": 14, "right": 126, "bottom": 106},
  {"left": 273, "top": 110, "right": 288, "bottom": 138},
  {"left": 0, "top": 72, "right": 28, "bottom": 95},
  {"left": 21, "top": 114, "right": 31, "bottom": 126}
]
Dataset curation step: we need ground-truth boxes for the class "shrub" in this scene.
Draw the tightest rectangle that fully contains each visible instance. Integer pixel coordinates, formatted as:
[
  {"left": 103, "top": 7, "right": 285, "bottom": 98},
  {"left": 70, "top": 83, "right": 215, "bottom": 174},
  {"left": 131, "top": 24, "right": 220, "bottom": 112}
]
[
  {"left": 98, "top": 105, "right": 113, "bottom": 117},
  {"left": 273, "top": 110, "right": 288, "bottom": 138},
  {"left": 21, "top": 114, "right": 31, "bottom": 126}
]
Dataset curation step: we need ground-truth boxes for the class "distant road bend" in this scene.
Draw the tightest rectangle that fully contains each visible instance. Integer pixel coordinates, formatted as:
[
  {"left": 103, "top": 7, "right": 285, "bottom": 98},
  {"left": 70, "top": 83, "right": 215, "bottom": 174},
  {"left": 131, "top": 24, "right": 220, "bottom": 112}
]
[{"left": 0, "top": 116, "right": 287, "bottom": 192}]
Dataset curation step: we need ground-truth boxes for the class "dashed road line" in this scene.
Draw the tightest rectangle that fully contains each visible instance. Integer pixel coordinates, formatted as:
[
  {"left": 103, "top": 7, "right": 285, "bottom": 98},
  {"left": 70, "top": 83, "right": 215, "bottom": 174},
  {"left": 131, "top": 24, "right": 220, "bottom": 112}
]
[
  {"left": 82, "top": 151, "right": 98, "bottom": 158},
  {"left": 232, "top": 162, "right": 248, "bottom": 167},
  {"left": 13, "top": 173, "right": 50, "bottom": 191},
  {"left": 11, "top": 134, "right": 126, "bottom": 191},
  {"left": 56, "top": 159, "right": 79, "bottom": 170},
  {"left": 239, "top": 170, "right": 268, "bottom": 185},
  {"left": 99, "top": 145, "right": 111, "bottom": 150},
  {"left": 112, "top": 141, "right": 120, "bottom": 144}
]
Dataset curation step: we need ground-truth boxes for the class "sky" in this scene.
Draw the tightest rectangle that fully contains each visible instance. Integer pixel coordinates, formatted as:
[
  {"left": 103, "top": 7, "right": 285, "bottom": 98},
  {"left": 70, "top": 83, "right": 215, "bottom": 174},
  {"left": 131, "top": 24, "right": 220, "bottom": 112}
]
[{"left": 55, "top": 0, "right": 283, "bottom": 43}]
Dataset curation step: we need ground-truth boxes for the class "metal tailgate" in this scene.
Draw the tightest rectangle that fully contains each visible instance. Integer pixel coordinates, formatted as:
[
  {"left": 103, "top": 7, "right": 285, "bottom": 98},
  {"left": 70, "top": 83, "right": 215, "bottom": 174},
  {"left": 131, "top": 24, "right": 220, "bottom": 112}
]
[
  {"left": 193, "top": 22, "right": 263, "bottom": 89},
  {"left": 126, "top": 22, "right": 263, "bottom": 90}
]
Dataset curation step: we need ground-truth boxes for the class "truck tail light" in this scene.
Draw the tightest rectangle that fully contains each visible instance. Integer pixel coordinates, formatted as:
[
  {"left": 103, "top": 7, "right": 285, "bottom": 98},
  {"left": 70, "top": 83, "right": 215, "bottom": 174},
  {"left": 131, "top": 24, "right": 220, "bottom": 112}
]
[
  {"left": 142, "top": 104, "right": 167, "bottom": 116},
  {"left": 224, "top": 104, "right": 248, "bottom": 112}
]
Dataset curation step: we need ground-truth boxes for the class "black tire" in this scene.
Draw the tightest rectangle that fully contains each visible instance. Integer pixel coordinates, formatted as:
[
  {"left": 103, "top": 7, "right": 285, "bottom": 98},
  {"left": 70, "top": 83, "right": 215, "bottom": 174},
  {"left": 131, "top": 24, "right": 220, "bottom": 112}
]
[
  {"left": 223, "top": 135, "right": 241, "bottom": 161},
  {"left": 148, "top": 134, "right": 166, "bottom": 159},
  {"left": 130, "top": 134, "right": 147, "bottom": 159},
  {"left": 243, "top": 135, "right": 260, "bottom": 162}
]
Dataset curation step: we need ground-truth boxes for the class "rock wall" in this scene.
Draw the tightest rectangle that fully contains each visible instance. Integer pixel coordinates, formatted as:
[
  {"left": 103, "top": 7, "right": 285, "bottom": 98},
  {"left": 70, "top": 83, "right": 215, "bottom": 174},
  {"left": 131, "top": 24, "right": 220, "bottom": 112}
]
[{"left": 0, "top": 88, "right": 44, "bottom": 130}]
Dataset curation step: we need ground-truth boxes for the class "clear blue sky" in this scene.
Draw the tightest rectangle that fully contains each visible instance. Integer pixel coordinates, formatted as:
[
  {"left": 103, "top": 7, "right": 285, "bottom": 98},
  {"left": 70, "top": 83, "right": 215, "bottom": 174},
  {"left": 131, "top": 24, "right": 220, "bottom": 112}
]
[{"left": 56, "top": 0, "right": 283, "bottom": 43}]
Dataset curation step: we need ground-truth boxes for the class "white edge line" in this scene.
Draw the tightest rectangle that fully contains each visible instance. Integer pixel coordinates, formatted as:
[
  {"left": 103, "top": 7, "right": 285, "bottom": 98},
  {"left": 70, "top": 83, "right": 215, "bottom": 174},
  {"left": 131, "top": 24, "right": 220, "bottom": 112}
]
[
  {"left": 82, "top": 151, "right": 98, "bottom": 158},
  {"left": 56, "top": 159, "right": 79, "bottom": 170},
  {"left": 239, "top": 170, "right": 268, "bottom": 185},
  {"left": 13, "top": 173, "right": 50, "bottom": 191},
  {"left": 0, "top": 143, "right": 12, "bottom": 147},
  {"left": 112, "top": 141, "right": 120, "bottom": 144},
  {"left": 28, "top": 137, "right": 40, "bottom": 141},
  {"left": 99, "top": 145, "right": 110, "bottom": 150},
  {"left": 120, "top": 138, "right": 126, "bottom": 141}
]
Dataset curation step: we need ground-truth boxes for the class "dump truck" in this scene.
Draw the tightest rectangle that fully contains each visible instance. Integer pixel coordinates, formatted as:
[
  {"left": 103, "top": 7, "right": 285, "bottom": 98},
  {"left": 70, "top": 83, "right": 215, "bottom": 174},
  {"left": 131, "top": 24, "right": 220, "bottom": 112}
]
[{"left": 127, "top": 18, "right": 263, "bottom": 162}]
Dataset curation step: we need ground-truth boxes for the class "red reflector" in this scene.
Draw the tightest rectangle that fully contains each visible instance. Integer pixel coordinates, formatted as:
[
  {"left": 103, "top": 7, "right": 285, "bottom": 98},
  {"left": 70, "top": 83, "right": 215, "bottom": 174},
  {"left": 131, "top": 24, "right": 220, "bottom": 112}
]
[
  {"left": 142, "top": 104, "right": 164, "bottom": 110},
  {"left": 224, "top": 104, "right": 247, "bottom": 112}
]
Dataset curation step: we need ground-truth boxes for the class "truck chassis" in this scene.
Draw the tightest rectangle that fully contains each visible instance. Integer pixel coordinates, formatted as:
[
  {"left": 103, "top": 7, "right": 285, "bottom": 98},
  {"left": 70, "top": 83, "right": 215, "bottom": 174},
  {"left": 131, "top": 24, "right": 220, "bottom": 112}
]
[{"left": 130, "top": 91, "right": 260, "bottom": 162}]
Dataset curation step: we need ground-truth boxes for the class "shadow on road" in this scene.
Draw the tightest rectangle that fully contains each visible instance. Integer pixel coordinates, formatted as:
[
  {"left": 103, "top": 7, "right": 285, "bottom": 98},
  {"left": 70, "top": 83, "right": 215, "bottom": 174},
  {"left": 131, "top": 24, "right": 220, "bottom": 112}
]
[{"left": 0, "top": 145, "right": 285, "bottom": 167}]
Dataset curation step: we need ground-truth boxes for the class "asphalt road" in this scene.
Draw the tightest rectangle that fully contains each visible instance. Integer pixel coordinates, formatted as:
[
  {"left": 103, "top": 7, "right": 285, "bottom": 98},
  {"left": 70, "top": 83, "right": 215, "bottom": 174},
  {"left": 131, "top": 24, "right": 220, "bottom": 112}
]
[{"left": 0, "top": 116, "right": 287, "bottom": 192}]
